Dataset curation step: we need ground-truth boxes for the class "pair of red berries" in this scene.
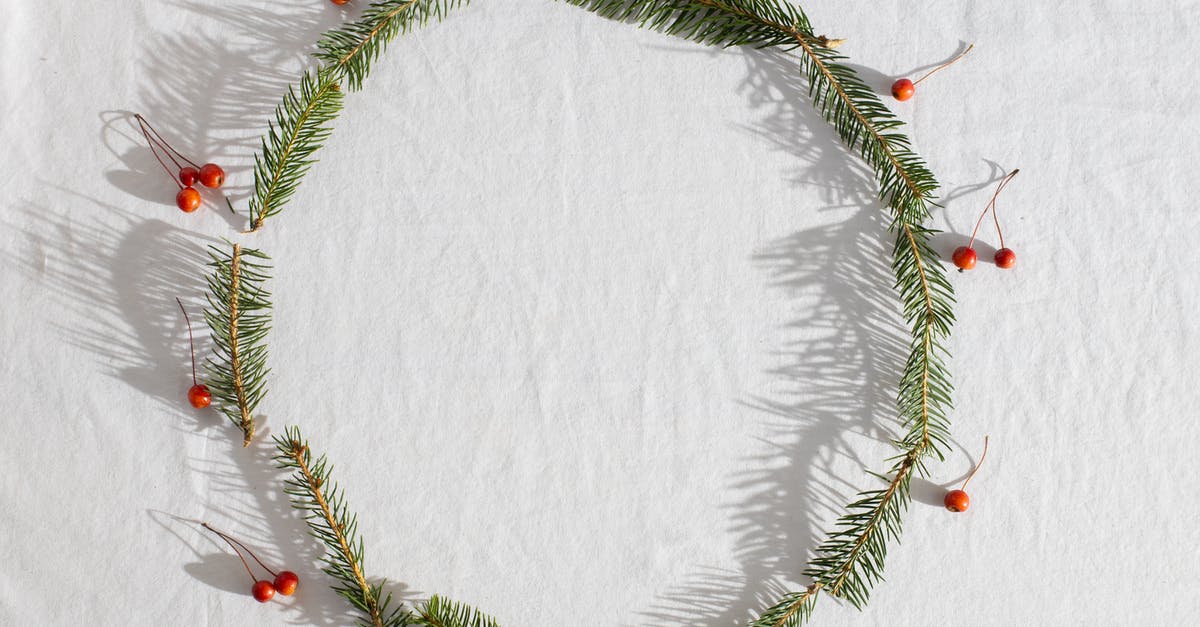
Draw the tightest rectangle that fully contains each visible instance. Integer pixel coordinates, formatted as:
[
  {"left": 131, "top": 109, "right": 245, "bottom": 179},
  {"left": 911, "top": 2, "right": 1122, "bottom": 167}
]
[
  {"left": 177, "top": 298, "right": 212, "bottom": 409},
  {"left": 201, "top": 523, "right": 300, "bottom": 602},
  {"left": 952, "top": 169, "right": 1020, "bottom": 271},
  {"left": 135, "top": 114, "right": 225, "bottom": 212},
  {"left": 944, "top": 436, "right": 989, "bottom": 512},
  {"left": 890, "top": 43, "right": 974, "bottom": 102}
]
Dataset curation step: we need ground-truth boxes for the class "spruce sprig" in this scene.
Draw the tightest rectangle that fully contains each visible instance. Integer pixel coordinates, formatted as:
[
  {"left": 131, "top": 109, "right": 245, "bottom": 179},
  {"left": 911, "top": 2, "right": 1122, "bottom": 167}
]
[
  {"left": 274, "top": 426, "right": 411, "bottom": 627},
  {"left": 247, "top": 69, "right": 345, "bottom": 232},
  {"left": 202, "top": 243, "right": 272, "bottom": 446},
  {"left": 563, "top": 0, "right": 956, "bottom": 622},
  {"left": 245, "top": 1, "right": 467, "bottom": 232},
  {"left": 413, "top": 596, "right": 503, "bottom": 627},
  {"left": 316, "top": 0, "right": 472, "bottom": 91}
]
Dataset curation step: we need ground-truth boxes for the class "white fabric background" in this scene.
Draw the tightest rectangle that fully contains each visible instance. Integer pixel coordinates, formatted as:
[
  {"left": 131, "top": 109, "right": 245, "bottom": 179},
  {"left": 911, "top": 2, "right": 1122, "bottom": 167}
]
[{"left": 2, "top": 1, "right": 1198, "bottom": 625}]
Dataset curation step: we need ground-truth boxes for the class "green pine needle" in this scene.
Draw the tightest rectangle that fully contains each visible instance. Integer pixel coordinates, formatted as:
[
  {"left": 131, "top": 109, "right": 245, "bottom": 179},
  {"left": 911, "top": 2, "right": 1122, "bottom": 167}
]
[{"left": 202, "top": 243, "right": 271, "bottom": 446}]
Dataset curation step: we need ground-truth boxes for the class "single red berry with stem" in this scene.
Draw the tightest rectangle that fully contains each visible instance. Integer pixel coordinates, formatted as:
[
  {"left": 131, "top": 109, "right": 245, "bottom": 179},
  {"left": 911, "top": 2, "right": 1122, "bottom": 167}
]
[
  {"left": 252, "top": 580, "right": 276, "bottom": 603},
  {"left": 945, "top": 436, "right": 989, "bottom": 512},
  {"left": 179, "top": 166, "right": 199, "bottom": 187},
  {"left": 955, "top": 168, "right": 1019, "bottom": 272},
  {"left": 890, "top": 78, "right": 915, "bottom": 101},
  {"left": 177, "top": 298, "right": 211, "bottom": 408},
  {"left": 994, "top": 247, "right": 1017, "bottom": 269},
  {"left": 176, "top": 187, "right": 201, "bottom": 213},
  {"left": 199, "top": 163, "right": 225, "bottom": 189},
  {"left": 951, "top": 246, "right": 977, "bottom": 270},
  {"left": 273, "top": 571, "right": 300, "bottom": 596},
  {"left": 891, "top": 43, "right": 974, "bottom": 102}
]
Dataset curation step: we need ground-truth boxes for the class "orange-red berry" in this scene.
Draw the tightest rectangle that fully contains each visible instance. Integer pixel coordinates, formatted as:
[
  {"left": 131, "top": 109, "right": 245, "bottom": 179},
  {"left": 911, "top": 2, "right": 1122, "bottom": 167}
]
[
  {"left": 179, "top": 167, "right": 199, "bottom": 187},
  {"left": 252, "top": 580, "right": 276, "bottom": 603},
  {"left": 188, "top": 384, "right": 212, "bottom": 409},
  {"left": 176, "top": 187, "right": 201, "bottom": 213},
  {"left": 994, "top": 248, "right": 1016, "bottom": 269},
  {"left": 331, "top": 0, "right": 351, "bottom": 5},
  {"left": 273, "top": 571, "right": 299, "bottom": 596},
  {"left": 891, "top": 78, "right": 915, "bottom": 101},
  {"left": 199, "top": 163, "right": 225, "bottom": 189},
  {"left": 951, "top": 246, "right": 977, "bottom": 270},
  {"left": 944, "top": 489, "right": 970, "bottom": 512}
]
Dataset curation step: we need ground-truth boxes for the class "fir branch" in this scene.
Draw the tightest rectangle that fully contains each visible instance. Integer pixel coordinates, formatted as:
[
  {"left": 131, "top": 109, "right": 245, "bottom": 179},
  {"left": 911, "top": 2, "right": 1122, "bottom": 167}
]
[
  {"left": 801, "top": 450, "right": 919, "bottom": 607},
  {"left": 274, "top": 426, "right": 410, "bottom": 627},
  {"left": 414, "top": 596, "right": 502, "bottom": 627},
  {"left": 563, "top": 0, "right": 957, "bottom": 622},
  {"left": 247, "top": 69, "right": 344, "bottom": 233},
  {"left": 747, "top": 585, "right": 820, "bottom": 627},
  {"left": 203, "top": 243, "right": 272, "bottom": 446},
  {"left": 316, "top": 0, "right": 472, "bottom": 91},
  {"left": 245, "top": 1, "right": 467, "bottom": 232}
]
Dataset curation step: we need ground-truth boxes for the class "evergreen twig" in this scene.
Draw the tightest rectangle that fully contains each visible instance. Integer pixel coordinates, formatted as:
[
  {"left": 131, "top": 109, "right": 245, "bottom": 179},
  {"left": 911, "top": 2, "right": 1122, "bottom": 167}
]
[
  {"left": 203, "top": 243, "right": 272, "bottom": 446},
  {"left": 561, "top": 0, "right": 956, "bottom": 622},
  {"left": 246, "top": 69, "right": 344, "bottom": 232},
  {"left": 245, "top": 0, "right": 469, "bottom": 232},
  {"left": 274, "top": 426, "right": 410, "bottom": 627},
  {"left": 413, "top": 596, "right": 503, "bottom": 627},
  {"left": 316, "top": 0, "right": 472, "bottom": 92}
]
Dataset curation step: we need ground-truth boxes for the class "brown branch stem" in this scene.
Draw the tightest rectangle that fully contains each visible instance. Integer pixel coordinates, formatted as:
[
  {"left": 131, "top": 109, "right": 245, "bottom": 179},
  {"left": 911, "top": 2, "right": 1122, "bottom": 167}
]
[{"left": 227, "top": 244, "right": 254, "bottom": 445}]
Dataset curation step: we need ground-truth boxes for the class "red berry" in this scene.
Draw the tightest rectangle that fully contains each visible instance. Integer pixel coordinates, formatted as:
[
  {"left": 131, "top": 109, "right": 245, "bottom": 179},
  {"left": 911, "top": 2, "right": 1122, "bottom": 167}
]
[
  {"left": 273, "top": 571, "right": 299, "bottom": 596},
  {"left": 951, "top": 246, "right": 977, "bottom": 270},
  {"left": 252, "top": 580, "right": 276, "bottom": 603},
  {"left": 944, "top": 489, "right": 970, "bottom": 512},
  {"left": 199, "top": 163, "right": 225, "bottom": 189},
  {"left": 994, "top": 247, "right": 1016, "bottom": 269},
  {"left": 188, "top": 384, "right": 212, "bottom": 408},
  {"left": 891, "top": 78, "right": 915, "bottom": 101},
  {"left": 176, "top": 187, "right": 201, "bottom": 213},
  {"left": 331, "top": 0, "right": 351, "bottom": 5},
  {"left": 179, "top": 166, "right": 199, "bottom": 187}
]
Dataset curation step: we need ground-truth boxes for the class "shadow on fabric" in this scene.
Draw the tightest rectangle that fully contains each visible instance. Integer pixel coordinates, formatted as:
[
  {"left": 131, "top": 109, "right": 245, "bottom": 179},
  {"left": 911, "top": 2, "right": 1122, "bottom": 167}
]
[{"left": 634, "top": 47, "right": 910, "bottom": 626}]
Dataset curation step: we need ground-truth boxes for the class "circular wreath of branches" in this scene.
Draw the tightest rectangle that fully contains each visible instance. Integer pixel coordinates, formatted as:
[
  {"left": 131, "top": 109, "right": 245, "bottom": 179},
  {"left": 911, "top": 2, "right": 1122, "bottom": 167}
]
[{"left": 194, "top": 2, "right": 962, "bottom": 626}]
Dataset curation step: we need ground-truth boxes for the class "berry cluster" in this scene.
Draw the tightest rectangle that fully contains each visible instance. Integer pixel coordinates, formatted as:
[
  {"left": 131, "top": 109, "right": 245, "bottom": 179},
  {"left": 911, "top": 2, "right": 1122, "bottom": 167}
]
[
  {"left": 201, "top": 523, "right": 300, "bottom": 603},
  {"left": 953, "top": 169, "right": 1020, "bottom": 271},
  {"left": 135, "top": 114, "right": 225, "bottom": 212}
]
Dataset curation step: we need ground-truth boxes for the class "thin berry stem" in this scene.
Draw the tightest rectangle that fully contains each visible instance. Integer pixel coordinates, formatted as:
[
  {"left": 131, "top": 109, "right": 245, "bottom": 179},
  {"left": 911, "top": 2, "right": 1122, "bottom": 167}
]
[
  {"left": 134, "top": 114, "right": 202, "bottom": 169},
  {"left": 202, "top": 522, "right": 260, "bottom": 585},
  {"left": 960, "top": 435, "right": 989, "bottom": 491},
  {"left": 967, "top": 169, "right": 1019, "bottom": 247},
  {"left": 989, "top": 169, "right": 1019, "bottom": 249},
  {"left": 139, "top": 123, "right": 185, "bottom": 189},
  {"left": 201, "top": 522, "right": 279, "bottom": 578},
  {"left": 913, "top": 43, "right": 974, "bottom": 86},
  {"left": 176, "top": 297, "right": 198, "bottom": 386}
]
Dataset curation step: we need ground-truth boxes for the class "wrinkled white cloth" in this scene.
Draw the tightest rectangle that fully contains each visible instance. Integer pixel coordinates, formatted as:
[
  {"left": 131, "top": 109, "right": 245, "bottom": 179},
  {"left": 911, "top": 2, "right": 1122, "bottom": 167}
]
[{"left": 2, "top": 1, "right": 1197, "bottom": 625}]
